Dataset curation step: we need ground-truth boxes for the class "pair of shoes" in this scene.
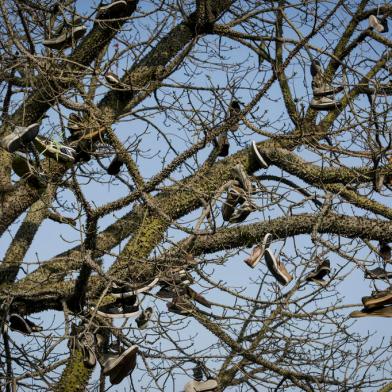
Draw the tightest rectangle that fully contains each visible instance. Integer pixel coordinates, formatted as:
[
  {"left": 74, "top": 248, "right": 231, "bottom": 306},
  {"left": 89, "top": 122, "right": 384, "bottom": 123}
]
[
  {"left": 96, "top": 1, "right": 128, "bottom": 19},
  {"left": 369, "top": 15, "right": 389, "bottom": 33},
  {"left": 244, "top": 233, "right": 273, "bottom": 268},
  {"left": 33, "top": 137, "right": 76, "bottom": 163},
  {"left": 102, "top": 344, "right": 138, "bottom": 385},
  {"left": 184, "top": 379, "right": 218, "bottom": 392},
  {"left": 8, "top": 314, "right": 42, "bottom": 335},
  {"left": 350, "top": 287, "right": 392, "bottom": 318},
  {"left": 12, "top": 153, "right": 47, "bottom": 188},
  {"left": 0, "top": 124, "right": 40, "bottom": 153},
  {"left": 95, "top": 295, "right": 140, "bottom": 319},
  {"left": 309, "top": 59, "right": 342, "bottom": 111},
  {"left": 107, "top": 154, "right": 125, "bottom": 175},
  {"left": 306, "top": 258, "right": 331, "bottom": 286},
  {"left": 136, "top": 307, "right": 153, "bottom": 329}
]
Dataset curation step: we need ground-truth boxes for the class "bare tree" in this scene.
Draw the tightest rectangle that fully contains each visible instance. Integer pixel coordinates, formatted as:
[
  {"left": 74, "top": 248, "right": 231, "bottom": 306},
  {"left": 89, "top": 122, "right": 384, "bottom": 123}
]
[{"left": 0, "top": 0, "right": 391, "bottom": 390}]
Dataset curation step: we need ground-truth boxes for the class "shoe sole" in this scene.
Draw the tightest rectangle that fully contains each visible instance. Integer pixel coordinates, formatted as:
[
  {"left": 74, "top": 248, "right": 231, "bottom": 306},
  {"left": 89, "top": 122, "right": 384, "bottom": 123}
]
[
  {"left": 313, "top": 86, "right": 344, "bottom": 97},
  {"left": 310, "top": 102, "right": 341, "bottom": 111},
  {"left": 362, "top": 291, "right": 392, "bottom": 308},
  {"left": 265, "top": 249, "right": 290, "bottom": 285},
  {"left": 350, "top": 307, "right": 392, "bottom": 318},
  {"left": 252, "top": 141, "right": 268, "bottom": 168},
  {"left": 112, "top": 277, "right": 159, "bottom": 298},
  {"left": 103, "top": 345, "right": 138, "bottom": 375},
  {"left": 244, "top": 233, "right": 273, "bottom": 268},
  {"left": 8, "top": 124, "right": 39, "bottom": 153}
]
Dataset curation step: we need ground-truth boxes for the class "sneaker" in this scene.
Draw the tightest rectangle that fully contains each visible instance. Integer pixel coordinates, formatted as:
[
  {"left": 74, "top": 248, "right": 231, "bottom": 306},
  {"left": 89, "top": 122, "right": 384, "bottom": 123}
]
[
  {"left": 228, "top": 100, "right": 241, "bottom": 133},
  {"left": 221, "top": 185, "right": 246, "bottom": 221},
  {"left": 350, "top": 306, "right": 392, "bottom": 318},
  {"left": 251, "top": 141, "right": 268, "bottom": 169},
  {"left": 105, "top": 72, "right": 122, "bottom": 86},
  {"left": 95, "top": 297, "right": 140, "bottom": 319},
  {"left": 156, "top": 284, "right": 176, "bottom": 299},
  {"left": 264, "top": 248, "right": 293, "bottom": 285},
  {"left": 12, "top": 153, "right": 47, "bottom": 188},
  {"left": 43, "top": 25, "right": 87, "bottom": 50},
  {"left": 310, "top": 96, "right": 341, "bottom": 111},
  {"left": 193, "top": 362, "right": 204, "bottom": 382},
  {"left": 217, "top": 132, "right": 229, "bottom": 157},
  {"left": 310, "top": 59, "right": 323, "bottom": 77},
  {"left": 184, "top": 379, "right": 219, "bottom": 392},
  {"left": 362, "top": 289, "right": 392, "bottom": 309},
  {"left": 107, "top": 155, "right": 124, "bottom": 175},
  {"left": 9, "top": 314, "right": 42, "bottom": 334},
  {"left": 160, "top": 268, "right": 193, "bottom": 286},
  {"left": 229, "top": 199, "right": 256, "bottom": 223},
  {"left": 167, "top": 296, "right": 192, "bottom": 316},
  {"left": 121, "top": 295, "right": 141, "bottom": 317},
  {"left": 380, "top": 242, "right": 391, "bottom": 262},
  {"left": 97, "top": 1, "right": 128, "bottom": 18},
  {"left": 244, "top": 233, "right": 273, "bottom": 268},
  {"left": 312, "top": 82, "right": 344, "bottom": 97},
  {"left": 185, "top": 287, "right": 211, "bottom": 308},
  {"left": 306, "top": 258, "right": 330, "bottom": 286},
  {"left": 111, "top": 277, "right": 159, "bottom": 298},
  {"left": 34, "top": 137, "right": 76, "bottom": 162},
  {"left": 79, "top": 332, "right": 97, "bottom": 369},
  {"left": 369, "top": 15, "right": 388, "bottom": 33},
  {"left": 364, "top": 267, "right": 392, "bottom": 280},
  {"left": 231, "top": 163, "right": 253, "bottom": 194},
  {"left": 1, "top": 123, "right": 40, "bottom": 153},
  {"left": 102, "top": 344, "right": 138, "bottom": 385},
  {"left": 67, "top": 113, "right": 83, "bottom": 133},
  {"left": 136, "top": 307, "right": 153, "bottom": 329}
]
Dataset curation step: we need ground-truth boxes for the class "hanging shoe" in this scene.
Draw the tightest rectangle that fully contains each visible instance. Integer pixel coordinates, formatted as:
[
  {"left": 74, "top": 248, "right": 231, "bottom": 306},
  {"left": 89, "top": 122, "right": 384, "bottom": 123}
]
[
  {"left": 67, "top": 113, "right": 83, "bottom": 134},
  {"left": 136, "top": 307, "right": 153, "bottom": 329},
  {"left": 184, "top": 379, "right": 219, "bottom": 392},
  {"left": 310, "top": 59, "right": 323, "bottom": 77},
  {"left": 105, "top": 71, "right": 122, "bottom": 87},
  {"left": 97, "top": 1, "right": 128, "bottom": 18},
  {"left": 111, "top": 277, "right": 159, "bottom": 298},
  {"left": 185, "top": 287, "right": 212, "bottom": 308},
  {"left": 43, "top": 24, "right": 87, "bottom": 50},
  {"left": 0, "top": 123, "right": 40, "bottom": 153},
  {"left": 95, "top": 296, "right": 140, "bottom": 318},
  {"left": 167, "top": 296, "right": 192, "bottom": 316},
  {"left": 369, "top": 15, "right": 388, "bottom": 33},
  {"left": 264, "top": 248, "right": 293, "bottom": 285},
  {"left": 9, "top": 314, "right": 42, "bottom": 335},
  {"left": 221, "top": 185, "right": 246, "bottom": 222},
  {"left": 34, "top": 137, "right": 76, "bottom": 162},
  {"left": 229, "top": 199, "right": 256, "bottom": 223},
  {"left": 312, "top": 82, "right": 344, "bottom": 97},
  {"left": 231, "top": 163, "right": 253, "bottom": 194},
  {"left": 362, "top": 288, "right": 392, "bottom": 309},
  {"left": 251, "top": 141, "right": 269, "bottom": 169},
  {"left": 244, "top": 233, "right": 273, "bottom": 268},
  {"left": 217, "top": 132, "right": 229, "bottom": 157},
  {"left": 193, "top": 362, "right": 204, "bottom": 382},
  {"left": 364, "top": 267, "right": 392, "bottom": 280},
  {"left": 79, "top": 332, "right": 97, "bottom": 369},
  {"left": 228, "top": 100, "right": 242, "bottom": 133},
  {"left": 102, "top": 344, "right": 139, "bottom": 385},
  {"left": 306, "top": 258, "right": 330, "bottom": 286},
  {"left": 350, "top": 306, "right": 392, "bottom": 318},
  {"left": 310, "top": 96, "right": 341, "bottom": 111},
  {"left": 156, "top": 284, "right": 176, "bottom": 299},
  {"left": 160, "top": 267, "right": 193, "bottom": 287},
  {"left": 379, "top": 242, "right": 391, "bottom": 262},
  {"left": 107, "top": 154, "right": 125, "bottom": 175}
]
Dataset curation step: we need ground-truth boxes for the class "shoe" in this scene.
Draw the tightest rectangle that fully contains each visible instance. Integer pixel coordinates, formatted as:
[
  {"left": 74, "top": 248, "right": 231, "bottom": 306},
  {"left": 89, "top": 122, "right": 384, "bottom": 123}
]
[
  {"left": 193, "top": 363, "right": 204, "bottom": 382},
  {"left": 369, "top": 15, "right": 388, "bottom": 33},
  {"left": 95, "top": 297, "right": 140, "bottom": 318},
  {"left": 306, "top": 258, "right": 330, "bottom": 286},
  {"left": 244, "top": 233, "right": 273, "bottom": 268},
  {"left": 34, "top": 137, "right": 76, "bottom": 162},
  {"left": 97, "top": 1, "right": 128, "bottom": 18},
  {"left": 111, "top": 277, "right": 159, "bottom": 298},
  {"left": 156, "top": 284, "right": 176, "bottom": 298},
  {"left": 1, "top": 123, "right": 40, "bottom": 153},
  {"left": 185, "top": 287, "right": 211, "bottom": 308},
  {"left": 160, "top": 268, "right": 193, "bottom": 286},
  {"left": 221, "top": 185, "right": 246, "bottom": 221},
  {"left": 167, "top": 296, "right": 192, "bottom": 316},
  {"left": 362, "top": 289, "right": 392, "bottom": 309},
  {"left": 107, "top": 154, "right": 125, "bottom": 175},
  {"left": 217, "top": 132, "right": 229, "bottom": 157},
  {"left": 310, "top": 59, "right": 323, "bottom": 77},
  {"left": 229, "top": 199, "right": 256, "bottom": 223},
  {"left": 231, "top": 164, "right": 253, "bottom": 194},
  {"left": 105, "top": 71, "right": 122, "bottom": 86},
  {"left": 136, "top": 307, "right": 153, "bottom": 329},
  {"left": 251, "top": 141, "right": 268, "bottom": 169},
  {"left": 350, "top": 306, "right": 392, "bottom": 318},
  {"left": 67, "top": 113, "right": 83, "bottom": 133},
  {"left": 380, "top": 242, "right": 391, "bottom": 262},
  {"left": 75, "top": 150, "right": 92, "bottom": 163},
  {"left": 228, "top": 100, "right": 241, "bottom": 133},
  {"left": 310, "top": 96, "right": 341, "bottom": 111},
  {"left": 312, "top": 82, "right": 344, "bottom": 97},
  {"left": 184, "top": 379, "right": 218, "bottom": 392},
  {"left": 364, "top": 267, "right": 392, "bottom": 280},
  {"left": 79, "top": 332, "right": 97, "bottom": 369},
  {"left": 43, "top": 25, "right": 87, "bottom": 50},
  {"left": 12, "top": 153, "right": 47, "bottom": 188},
  {"left": 264, "top": 248, "right": 293, "bottom": 285},
  {"left": 9, "top": 314, "right": 42, "bottom": 334},
  {"left": 102, "top": 344, "right": 138, "bottom": 385}
]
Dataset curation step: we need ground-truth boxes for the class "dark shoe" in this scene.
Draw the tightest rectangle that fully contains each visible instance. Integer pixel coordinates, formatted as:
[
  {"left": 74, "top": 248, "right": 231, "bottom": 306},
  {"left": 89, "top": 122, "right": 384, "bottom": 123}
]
[
  {"left": 306, "top": 258, "right": 330, "bottom": 286},
  {"left": 136, "top": 307, "right": 153, "bottom": 329},
  {"left": 95, "top": 297, "right": 140, "bottom": 319},
  {"left": 380, "top": 242, "right": 391, "bottom": 262},
  {"left": 244, "top": 233, "right": 273, "bottom": 268},
  {"left": 350, "top": 306, "right": 392, "bottom": 318},
  {"left": 310, "top": 96, "right": 341, "bottom": 111},
  {"left": 102, "top": 344, "right": 138, "bottom": 385},
  {"left": 193, "top": 362, "right": 204, "bottom": 382},
  {"left": 34, "top": 137, "right": 76, "bottom": 162},
  {"left": 79, "top": 332, "right": 97, "bottom": 369},
  {"left": 231, "top": 163, "right": 253, "bottom": 194},
  {"left": 167, "top": 296, "right": 192, "bottom": 316},
  {"left": 251, "top": 141, "right": 269, "bottom": 169},
  {"left": 160, "top": 267, "right": 193, "bottom": 286},
  {"left": 156, "top": 284, "right": 176, "bottom": 299},
  {"left": 105, "top": 72, "right": 122, "bottom": 86},
  {"left": 221, "top": 185, "right": 246, "bottom": 221},
  {"left": 312, "top": 82, "right": 344, "bottom": 97},
  {"left": 107, "top": 155, "right": 125, "bottom": 175},
  {"left": 9, "top": 314, "right": 42, "bottom": 335},
  {"left": 67, "top": 113, "right": 83, "bottom": 133},
  {"left": 217, "top": 132, "right": 229, "bottom": 157},
  {"left": 229, "top": 199, "right": 256, "bottom": 223},
  {"left": 228, "top": 100, "right": 241, "bottom": 133},
  {"left": 111, "top": 277, "right": 159, "bottom": 298},
  {"left": 75, "top": 150, "right": 92, "bottom": 163},
  {"left": 362, "top": 289, "right": 392, "bottom": 309},
  {"left": 1, "top": 123, "right": 40, "bottom": 152},
  {"left": 364, "top": 267, "right": 392, "bottom": 280},
  {"left": 43, "top": 25, "right": 87, "bottom": 50},
  {"left": 265, "top": 249, "right": 293, "bottom": 285},
  {"left": 185, "top": 287, "right": 211, "bottom": 308},
  {"left": 97, "top": 1, "right": 128, "bottom": 18},
  {"left": 310, "top": 59, "right": 323, "bottom": 77},
  {"left": 184, "top": 379, "right": 219, "bottom": 392},
  {"left": 12, "top": 153, "right": 47, "bottom": 188}
]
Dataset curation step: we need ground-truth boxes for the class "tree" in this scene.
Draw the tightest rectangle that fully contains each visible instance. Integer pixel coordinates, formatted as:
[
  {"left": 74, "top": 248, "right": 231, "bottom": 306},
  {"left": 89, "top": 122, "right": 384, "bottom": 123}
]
[{"left": 0, "top": 0, "right": 391, "bottom": 390}]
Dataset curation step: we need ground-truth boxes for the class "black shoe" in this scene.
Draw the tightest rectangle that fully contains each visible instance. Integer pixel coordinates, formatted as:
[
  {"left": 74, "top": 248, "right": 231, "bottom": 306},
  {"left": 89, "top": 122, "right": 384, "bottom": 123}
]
[
  {"left": 9, "top": 314, "right": 42, "bottom": 335},
  {"left": 1, "top": 123, "right": 40, "bottom": 153},
  {"left": 380, "top": 242, "right": 391, "bottom": 262},
  {"left": 364, "top": 267, "right": 392, "bottom": 280},
  {"left": 216, "top": 132, "right": 229, "bottom": 157},
  {"left": 193, "top": 362, "right": 204, "bottom": 382},
  {"left": 111, "top": 277, "right": 159, "bottom": 298},
  {"left": 136, "top": 307, "right": 153, "bottom": 329},
  {"left": 107, "top": 155, "right": 125, "bottom": 175},
  {"left": 97, "top": 1, "right": 128, "bottom": 18},
  {"left": 95, "top": 297, "right": 140, "bottom": 319},
  {"left": 167, "top": 296, "right": 192, "bottom": 316},
  {"left": 43, "top": 25, "right": 87, "bottom": 50},
  {"left": 306, "top": 259, "right": 330, "bottom": 286},
  {"left": 310, "top": 59, "right": 323, "bottom": 77},
  {"left": 229, "top": 199, "right": 256, "bottom": 223}
]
